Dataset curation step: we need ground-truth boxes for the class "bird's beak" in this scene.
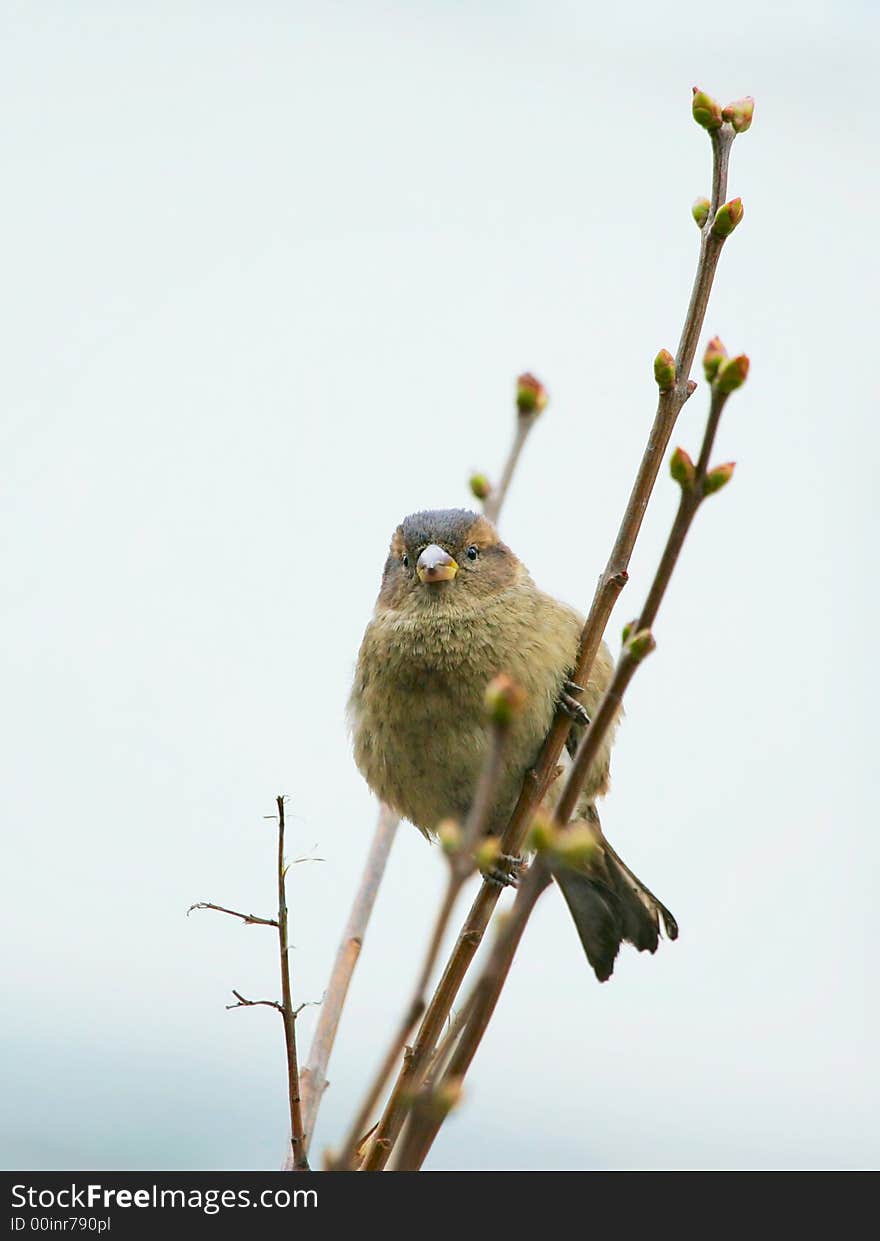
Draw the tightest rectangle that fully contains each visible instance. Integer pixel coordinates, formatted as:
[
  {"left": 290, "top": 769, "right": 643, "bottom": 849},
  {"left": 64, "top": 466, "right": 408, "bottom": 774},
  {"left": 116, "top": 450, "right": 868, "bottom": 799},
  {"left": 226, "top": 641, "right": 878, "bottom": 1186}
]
[{"left": 417, "top": 544, "right": 458, "bottom": 584}]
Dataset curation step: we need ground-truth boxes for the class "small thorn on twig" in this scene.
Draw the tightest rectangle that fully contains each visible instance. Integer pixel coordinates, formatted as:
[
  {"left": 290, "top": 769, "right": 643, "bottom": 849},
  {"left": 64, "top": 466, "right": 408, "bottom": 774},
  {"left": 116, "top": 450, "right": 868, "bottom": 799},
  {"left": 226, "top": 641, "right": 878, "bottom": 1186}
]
[
  {"left": 186, "top": 903, "right": 278, "bottom": 923},
  {"left": 293, "top": 998, "right": 322, "bottom": 1018},
  {"left": 226, "top": 989, "right": 283, "bottom": 1012}
]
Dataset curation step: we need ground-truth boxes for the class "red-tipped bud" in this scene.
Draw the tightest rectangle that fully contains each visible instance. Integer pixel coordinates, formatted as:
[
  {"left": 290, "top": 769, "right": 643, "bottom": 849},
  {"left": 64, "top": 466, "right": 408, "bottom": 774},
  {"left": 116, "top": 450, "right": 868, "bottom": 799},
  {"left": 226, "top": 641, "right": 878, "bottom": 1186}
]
[
  {"left": 624, "top": 628, "right": 656, "bottom": 662},
  {"left": 484, "top": 674, "right": 526, "bottom": 726},
  {"left": 515, "top": 372, "right": 549, "bottom": 416},
  {"left": 469, "top": 472, "right": 492, "bottom": 501},
  {"left": 653, "top": 348, "right": 676, "bottom": 392},
  {"left": 692, "top": 87, "right": 723, "bottom": 130},
  {"left": 722, "top": 96, "right": 755, "bottom": 134},
  {"left": 716, "top": 353, "right": 750, "bottom": 395},
  {"left": 712, "top": 197, "right": 744, "bottom": 239},
  {"left": 703, "top": 336, "right": 728, "bottom": 382},
  {"left": 703, "top": 462, "right": 736, "bottom": 496},
  {"left": 692, "top": 197, "right": 711, "bottom": 228},
  {"left": 670, "top": 446, "right": 696, "bottom": 489}
]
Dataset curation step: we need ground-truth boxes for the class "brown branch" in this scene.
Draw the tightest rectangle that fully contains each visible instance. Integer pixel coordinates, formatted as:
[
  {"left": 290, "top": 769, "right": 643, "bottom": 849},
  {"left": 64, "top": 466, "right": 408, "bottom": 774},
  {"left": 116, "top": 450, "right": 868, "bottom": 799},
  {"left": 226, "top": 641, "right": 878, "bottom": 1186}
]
[
  {"left": 226, "top": 989, "right": 283, "bottom": 1012},
  {"left": 482, "top": 412, "right": 539, "bottom": 524},
  {"left": 297, "top": 803, "right": 399, "bottom": 1161},
  {"left": 403, "top": 366, "right": 745, "bottom": 1171},
  {"left": 187, "top": 902, "right": 279, "bottom": 928},
  {"left": 336, "top": 715, "right": 511, "bottom": 1169},
  {"left": 361, "top": 119, "right": 742, "bottom": 1171},
  {"left": 274, "top": 795, "right": 310, "bottom": 1171},
  {"left": 394, "top": 858, "right": 553, "bottom": 1171}
]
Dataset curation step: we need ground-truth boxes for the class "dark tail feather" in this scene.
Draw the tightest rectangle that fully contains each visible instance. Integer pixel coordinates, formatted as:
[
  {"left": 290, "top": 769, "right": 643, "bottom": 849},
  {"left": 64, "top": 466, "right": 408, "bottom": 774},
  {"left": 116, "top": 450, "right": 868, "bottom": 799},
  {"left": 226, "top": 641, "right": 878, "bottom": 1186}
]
[{"left": 550, "top": 813, "right": 678, "bottom": 983}]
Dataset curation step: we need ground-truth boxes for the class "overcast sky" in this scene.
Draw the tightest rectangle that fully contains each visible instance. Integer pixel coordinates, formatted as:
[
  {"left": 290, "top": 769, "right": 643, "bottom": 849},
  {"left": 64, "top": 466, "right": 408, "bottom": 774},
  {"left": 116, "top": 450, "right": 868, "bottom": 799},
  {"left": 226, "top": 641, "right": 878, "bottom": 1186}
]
[{"left": 2, "top": 1, "right": 878, "bottom": 1172}]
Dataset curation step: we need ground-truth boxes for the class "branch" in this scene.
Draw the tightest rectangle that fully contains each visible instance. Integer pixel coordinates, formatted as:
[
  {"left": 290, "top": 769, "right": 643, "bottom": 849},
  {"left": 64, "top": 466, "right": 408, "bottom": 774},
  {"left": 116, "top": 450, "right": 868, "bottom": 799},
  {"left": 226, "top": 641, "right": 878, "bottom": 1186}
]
[
  {"left": 361, "top": 109, "right": 745, "bottom": 1171},
  {"left": 226, "top": 989, "right": 282, "bottom": 1012},
  {"left": 297, "top": 802, "right": 400, "bottom": 1160},
  {"left": 274, "top": 795, "right": 310, "bottom": 1171},
  {"left": 187, "top": 902, "right": 278, "bottom": 929},
  {"left": 402, "top": 347, "right": 750, "bottom": 1170},
  {"left": 393, "top": 858, "right": 553, "bottom": 1171},
  {"left": 474, "top": 374, "right": 547, "bottom": 525},
  {"left": 335, "top": 688, "right": 519, "bottom": 1169}
]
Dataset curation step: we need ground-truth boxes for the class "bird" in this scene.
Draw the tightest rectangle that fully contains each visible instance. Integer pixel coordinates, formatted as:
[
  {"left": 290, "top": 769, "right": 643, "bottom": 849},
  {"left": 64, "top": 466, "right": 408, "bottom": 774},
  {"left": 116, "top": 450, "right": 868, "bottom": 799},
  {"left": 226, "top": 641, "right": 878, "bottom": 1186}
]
[{"left": 348, "top": 507, "right": 677, "bottom": 981}]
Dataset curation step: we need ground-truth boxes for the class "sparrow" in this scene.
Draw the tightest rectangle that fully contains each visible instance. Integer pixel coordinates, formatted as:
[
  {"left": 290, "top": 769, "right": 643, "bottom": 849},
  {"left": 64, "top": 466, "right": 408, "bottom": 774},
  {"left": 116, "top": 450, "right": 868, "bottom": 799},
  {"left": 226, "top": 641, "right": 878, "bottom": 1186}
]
[{"left": 348, "top": 508, "right": 677, "bottom": 981}]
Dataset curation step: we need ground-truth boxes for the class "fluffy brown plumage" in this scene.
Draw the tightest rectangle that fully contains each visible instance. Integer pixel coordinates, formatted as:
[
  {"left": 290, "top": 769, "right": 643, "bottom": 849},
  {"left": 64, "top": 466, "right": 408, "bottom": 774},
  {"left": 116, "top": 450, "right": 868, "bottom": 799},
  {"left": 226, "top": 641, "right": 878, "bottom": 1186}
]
[{"left": 349, "top": 508, "right": 677, "bottom": 981}]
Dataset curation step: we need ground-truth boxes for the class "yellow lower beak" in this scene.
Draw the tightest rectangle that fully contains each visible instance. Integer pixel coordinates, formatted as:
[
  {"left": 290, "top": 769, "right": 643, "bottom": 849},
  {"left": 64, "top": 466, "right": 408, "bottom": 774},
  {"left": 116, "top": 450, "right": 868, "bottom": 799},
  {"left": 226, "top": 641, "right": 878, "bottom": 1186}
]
[{"left": 417, "top": 561, "right": 458, "bottom": 583}]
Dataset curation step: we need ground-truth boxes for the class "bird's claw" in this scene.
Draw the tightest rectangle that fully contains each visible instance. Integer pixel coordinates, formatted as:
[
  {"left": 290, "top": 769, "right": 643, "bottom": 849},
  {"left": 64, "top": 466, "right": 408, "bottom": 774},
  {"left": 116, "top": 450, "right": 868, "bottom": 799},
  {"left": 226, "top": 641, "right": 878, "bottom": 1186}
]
[
  {"left": 483, "top": 853, "right": 524, "bottom": 889},
  {"left": 558, "top": 680, "right": 591, "bottom": 728}
]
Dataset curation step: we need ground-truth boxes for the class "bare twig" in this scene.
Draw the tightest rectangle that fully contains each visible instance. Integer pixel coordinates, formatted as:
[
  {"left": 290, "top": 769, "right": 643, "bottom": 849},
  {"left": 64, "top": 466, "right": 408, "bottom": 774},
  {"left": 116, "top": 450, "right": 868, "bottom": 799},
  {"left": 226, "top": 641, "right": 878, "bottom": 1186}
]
[
  {"left": 394, "top": 858, "right": 553, "bottom": 1171},
  {"left": 187, "top": 902, "right": 278, "bottom": 928},
  {"left": 274, "top": 795, "right": 309, "bottom": 1171},
  {"left": 227, "top": 990, "right": 283, "bottom": 1012},
  {"left": 195, "top": 797, "right": 310, "bottom": 1168},
  {"left": 362, "top": 119, "right": 742, "bottom": 1171},
  {"left": 482, "top": 412, "right": 539, "bottom": 524},
  {"left": 297, "top": 803, "right": 400, "bottom": 1160},
  {"left": 335, "top": 716, "right": 511, "bottom": 1169}
]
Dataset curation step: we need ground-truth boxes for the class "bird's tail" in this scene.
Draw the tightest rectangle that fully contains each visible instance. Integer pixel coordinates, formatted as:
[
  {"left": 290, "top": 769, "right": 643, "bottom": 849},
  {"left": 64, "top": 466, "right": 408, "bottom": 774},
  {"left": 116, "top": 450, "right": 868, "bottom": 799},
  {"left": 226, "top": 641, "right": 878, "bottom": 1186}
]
[{"left": 549, "top": 807, "right": 678, "bottom": 983}]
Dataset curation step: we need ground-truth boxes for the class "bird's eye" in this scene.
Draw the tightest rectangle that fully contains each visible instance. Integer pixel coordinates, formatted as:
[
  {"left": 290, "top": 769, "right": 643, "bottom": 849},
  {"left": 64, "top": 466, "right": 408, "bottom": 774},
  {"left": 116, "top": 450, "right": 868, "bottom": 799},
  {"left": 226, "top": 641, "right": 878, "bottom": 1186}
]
[
  {"left": 402, "top": 554, "right": 409, "bottom": 568},
  {"left": 466, "top": 546, "right": 478, "bottom": 561}
]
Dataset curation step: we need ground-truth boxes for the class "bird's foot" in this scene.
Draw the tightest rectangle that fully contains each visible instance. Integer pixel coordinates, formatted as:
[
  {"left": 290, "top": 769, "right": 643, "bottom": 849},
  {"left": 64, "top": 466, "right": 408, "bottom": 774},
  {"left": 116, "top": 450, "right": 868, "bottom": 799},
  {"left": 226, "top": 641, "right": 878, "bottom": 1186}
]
[
  {"left": 558, "top": 678, "right": 591, "bottom": 727},
  {"left": 483, "top": 853, "right": 524, "bottom": 889}
]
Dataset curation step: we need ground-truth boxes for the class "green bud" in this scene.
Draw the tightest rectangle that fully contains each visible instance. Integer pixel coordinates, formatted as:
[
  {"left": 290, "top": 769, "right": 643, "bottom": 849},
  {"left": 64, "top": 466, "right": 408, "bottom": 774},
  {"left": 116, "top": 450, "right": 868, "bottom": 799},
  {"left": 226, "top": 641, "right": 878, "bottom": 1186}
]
[
  {"left": 722, "top": 96, "right": 755, "bottom": 134},
  {"left": 711, "top": 197, "right": 744, "bottom": 239},
  {"left": 692, "top": 197, "right": 711, "bottom": 228},
  {"left": 484, "top": 673, "right": 526, "bottom": 727},
  {"left": 716, "top": 353, "right": 750, "bottom": 395},
  {"left": 552, "top": 824, "right": 598, "bottom": 869},
  {"left": 527, "top": 811, "right": 559, "bottom": 854},
  {"left": 427, "top": 1078, "right": 464, "bottom": 1120},
  {"left": 437, "top": 820, "right": 462, "bottom": 855},
  {"left": 703, "top": 462, "right": 736, "bottom": 496},
  {"left": 714, "top": 354, "right": 749, "bottom": 392},
  {"left": 692, "top": 87, "right": 723, "bottom": 130},
  {"left": 469, "top": 472, "right": 492, "bottom": 501},
  {"left": 624, "top": 628, "right": 656, "bottom": 662},
  {"left": 703, "top": 336, "right": 727, "bottom": 382},
  {"left": 516, "top": 372, "right": 549, "bottom": 416},
  {"left": 475, "top": 835, "right": 502, "bottom": 873},
  {"left": 653, "top": 348, "right": 676, "bottom": 392},
  {"left": 621, "top": 618, "right": 640, "bottom": 646},
  {"left": 670, "top": 446, "right": 696, "bottom": 489}
]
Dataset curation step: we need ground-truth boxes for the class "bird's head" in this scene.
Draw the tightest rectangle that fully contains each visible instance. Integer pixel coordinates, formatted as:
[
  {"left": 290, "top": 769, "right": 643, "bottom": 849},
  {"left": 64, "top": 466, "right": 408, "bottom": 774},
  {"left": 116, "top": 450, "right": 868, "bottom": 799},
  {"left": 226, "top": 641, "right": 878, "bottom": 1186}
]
[{"left": 376, "top": 508, "right": 523, "bottom": 614}]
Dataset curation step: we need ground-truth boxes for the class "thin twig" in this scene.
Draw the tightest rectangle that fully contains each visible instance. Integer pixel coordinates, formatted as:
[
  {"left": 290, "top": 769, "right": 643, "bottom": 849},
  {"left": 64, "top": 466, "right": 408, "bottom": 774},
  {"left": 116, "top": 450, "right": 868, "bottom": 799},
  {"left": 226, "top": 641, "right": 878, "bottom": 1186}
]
[
  {"left": 226, "top": 990, "right": 283, "bottom": 1012},
  {"left": 483, "top": 414, "right": 538, "bottom": 524},
  {"left": 394, "top": 859, "right": 553, "bottom": 1171},
  {"left": 362, "top": 120, "right": 740, "bottom": 1171},
  {"left": 404, "top": 370, "right": 742, "bottom": 1171},
  {"left": 187, "top": 902, "right": 279, "bottom": 928},
  {"left": 335, "top": 722, "right": 509, "bottom": 1169},
  {"left": 275, "top": 795, "right": 310, "bottom": 1171},
  {"left": 297, "top": 803, "right": 400, "bottom": 1160}
]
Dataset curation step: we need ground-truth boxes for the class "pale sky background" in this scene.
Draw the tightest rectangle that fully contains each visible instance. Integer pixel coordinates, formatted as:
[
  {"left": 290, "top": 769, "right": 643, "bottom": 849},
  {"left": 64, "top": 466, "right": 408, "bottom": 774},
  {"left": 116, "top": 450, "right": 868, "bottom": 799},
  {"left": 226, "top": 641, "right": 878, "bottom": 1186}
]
[{"left": 2, "top": 1, "right": 878, "bottom": 1172}]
